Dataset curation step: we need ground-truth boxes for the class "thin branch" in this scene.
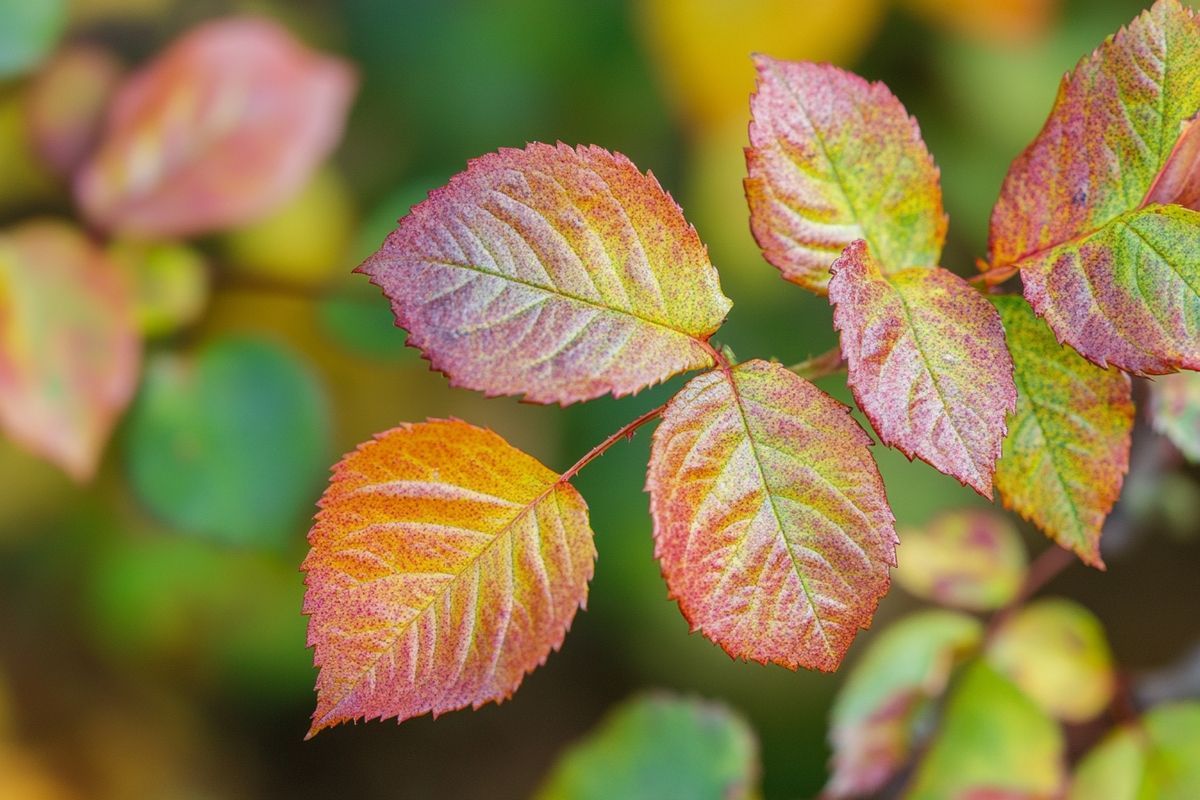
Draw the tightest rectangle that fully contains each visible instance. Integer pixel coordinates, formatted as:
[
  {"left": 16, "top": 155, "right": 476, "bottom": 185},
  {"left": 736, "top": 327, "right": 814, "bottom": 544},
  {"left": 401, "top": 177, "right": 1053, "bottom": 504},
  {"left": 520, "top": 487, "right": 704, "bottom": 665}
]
[
  {"left": 985, "top": 545, "right": 1076, "bottom": 640},
  {"left": 558, "top": 403, "right": 665, "bottom": 484},
  {"left": 788, "top": 346, "right": 846, "bottom": 380}
]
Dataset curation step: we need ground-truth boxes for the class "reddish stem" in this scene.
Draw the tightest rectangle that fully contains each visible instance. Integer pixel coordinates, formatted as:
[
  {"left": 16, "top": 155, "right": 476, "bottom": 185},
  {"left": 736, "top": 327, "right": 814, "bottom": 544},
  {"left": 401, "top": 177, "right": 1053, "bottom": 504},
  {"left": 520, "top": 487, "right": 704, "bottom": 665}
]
[
  {"left": 558, "top": 403, "right": 666, "bottom": 484},
  {"left": 789, "top": 346, "right": 846, "bottom": 380}
]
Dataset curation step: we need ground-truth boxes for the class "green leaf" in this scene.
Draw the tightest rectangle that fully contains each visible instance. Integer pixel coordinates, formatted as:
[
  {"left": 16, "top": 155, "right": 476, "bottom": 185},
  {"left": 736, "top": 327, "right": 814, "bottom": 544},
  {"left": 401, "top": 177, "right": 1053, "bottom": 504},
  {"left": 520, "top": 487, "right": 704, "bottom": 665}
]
[
  {"left": 892, "top": 510, "right": 1027, "bottom": 611},
  {"left": 1148, "top": 370, "right": 1200, "bottom": 462},
  {"left": 986, "top": 598, "right": 1115, "bottom": 723},
  {"left": 907, "top": 662, "right": 1065, "bottom": 800},
  {"left": 124, "top": 336, "right": 330, "bottom": 547},
  {"left": 827, "top": 610, "right": 983, "bottom": 797},
  {"left": 992, "top": 295, "right": 1133, "bottom": 567},
  {"left": 1070, "top": 703, "right": 1200, "bottom": 800},
  {"left": 0, "top": 0, "right": 66, "bottom": 77},
  {"left": 535, "top": 693, "right": 759, "bottom": 800}
]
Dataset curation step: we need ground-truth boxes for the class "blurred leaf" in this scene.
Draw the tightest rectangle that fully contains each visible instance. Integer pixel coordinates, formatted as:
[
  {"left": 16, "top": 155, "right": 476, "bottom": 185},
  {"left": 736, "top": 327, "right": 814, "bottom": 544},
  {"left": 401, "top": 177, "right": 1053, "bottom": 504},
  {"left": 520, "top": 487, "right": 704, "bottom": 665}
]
[
  {"left": 24, "top": 44, "right": 124, "bottom": 176},
  {"left": 907, "top": 661, "right": 1065, "bottom": 800},
  {"left": 108, "top": 239, "right": 209, "bottom": 338},
  {"left": 827, "top": 610, "right": 983, "bottom": 797},
  {"left": 123, "top": 336, "right": 329, "bottom": 546},
  {"left": 1148, "top": 371, "right": 1200, "bottom": 463},
  {"left": 0, "top": 0, "right": 66, "bottom": 78},
  {"left": 76, "top": 16, "right": 357, "bottom": 237},
  {"left": 535, "top": 693, "right": 759, "bottom": 800},
  {"left": 902, "top": 0, "right": 1056, "bottom": 45},
  {"left": 1070, "top": 702, "right": 1200, "bottom": 800},
  {"left": 893, "top": 509, "right": 1027, "bottom": 611},
  {"left": 986, "top": 598, "right": 1115, "bottom": 723},
  {"left": 220, "top": 167, "right": 355, "bottom": 288},
  {"left": 0, "top": 219, "right": 140, "bottom": 480},
  {"left": 637, "top": 0, "right": 884, "bottom": 127}
]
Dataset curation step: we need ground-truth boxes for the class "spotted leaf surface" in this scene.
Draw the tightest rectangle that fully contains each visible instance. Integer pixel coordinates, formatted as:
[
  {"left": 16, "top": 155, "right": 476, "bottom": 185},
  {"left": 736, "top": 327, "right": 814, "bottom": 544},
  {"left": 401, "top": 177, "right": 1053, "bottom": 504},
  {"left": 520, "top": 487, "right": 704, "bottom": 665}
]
[
  {"left": 76, "top": 17, "right": 356, "bottom": 237},
  {"left": 361, "top": 144, "right": 732, "bottom": 405},
  {"left": 989, "top": 0, "right": 1200, "bottom": 374},
  {"left": 0, "top": 220, "right": 139, "bottom": 480},
  {"left": 647, "top": 359, "right": 897, "bottom": 672},
  {"left": 302, "top": 420, "right": 595, "bottom": 736},
  {"left": 993, "top": 295, "right": 1132, "bottom": 566},
  {"left": 745, "top": 57, "right": 946, "bottom": 293},
  {"left": 829, "top": 241, "right": 1015, "bottom": 497},
  {"left": 1149, "top": 370, "right": 1200, "bottom": 462}
]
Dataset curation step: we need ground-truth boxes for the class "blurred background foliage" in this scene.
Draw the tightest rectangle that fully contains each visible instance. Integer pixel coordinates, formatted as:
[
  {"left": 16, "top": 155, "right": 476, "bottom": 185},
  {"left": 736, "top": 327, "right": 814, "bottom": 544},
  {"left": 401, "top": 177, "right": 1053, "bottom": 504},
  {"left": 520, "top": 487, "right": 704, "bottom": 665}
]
[{"left": 1, "top": 0, "right": 1199, "bottom": 797}]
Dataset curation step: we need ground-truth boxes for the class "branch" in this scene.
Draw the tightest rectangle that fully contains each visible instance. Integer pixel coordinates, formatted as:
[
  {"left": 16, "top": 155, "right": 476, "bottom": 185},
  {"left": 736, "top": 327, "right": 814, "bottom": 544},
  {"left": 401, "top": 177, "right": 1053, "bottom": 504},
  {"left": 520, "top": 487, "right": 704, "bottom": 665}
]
[
  {"left": 788, "top": 346, "right": 846, "bottom": 380},
  {"left": 985, "top": 544, "right": 1076, "bottom": 641},
  {"left": 559, "top": 403, "right": 665, "bottom": 484}
]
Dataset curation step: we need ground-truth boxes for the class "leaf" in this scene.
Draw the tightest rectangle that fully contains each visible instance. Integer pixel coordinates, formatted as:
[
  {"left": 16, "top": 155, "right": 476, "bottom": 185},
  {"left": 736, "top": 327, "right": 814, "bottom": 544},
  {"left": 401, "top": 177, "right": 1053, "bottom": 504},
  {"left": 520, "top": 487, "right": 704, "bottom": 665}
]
[
  {"left": 302, "top": 419, "right": 595, "bottom": 736},
  {"left": 534, "top": 693, "right": 759, "bottom": 800},
  {"left": 0, "top": 219, "right": 140, "bottom": 480},
  {"left": 986, "top": 598, "right": 1115, "bottom": 723},
  {"left": 25, "top": 44, "right": 124, "bottom": 176},
  {"left": 826, "top": 610, "right": 983, "bottom": 798},
  {"left": 828, "top": 240, "right": 1016, "bottom": 497},
  {"left": 360, "top": 143, "right": 733, "bottom": 405},
  {"left": 988, "top": 0, "right": 1200, "bottom": 375},
  {"left": 0, "top": 0, "right": 66, "bottom": 77},
  {"left": 1148, "top": 370, "right": 1200, "bottom": 462},
  {"left": 892, "top": 510, "right": 1027, "bottom": 611},
  {"left": 646, "top": 358, "right": 897, "bottom": 672},
  {"left": 992, "top": 295, "right": 1133, "bottom": 566},
  {"left": 1070, "top": 703, "right": 1200, "bottom": 800},
  {"left": 108, "top": 240, "right": 209, "bottom": 338},
  {"left": 76, "top": 16, "right": 357, "bottom": 237},
  {"left": 124, "top": 337, "right": 329, "bottom": 546},
  {"left": 744, "top": 57, "right": 946, "bottom": 293},
  {"left": 907, "top": 662, "right": 1065, "bottom": 800}
]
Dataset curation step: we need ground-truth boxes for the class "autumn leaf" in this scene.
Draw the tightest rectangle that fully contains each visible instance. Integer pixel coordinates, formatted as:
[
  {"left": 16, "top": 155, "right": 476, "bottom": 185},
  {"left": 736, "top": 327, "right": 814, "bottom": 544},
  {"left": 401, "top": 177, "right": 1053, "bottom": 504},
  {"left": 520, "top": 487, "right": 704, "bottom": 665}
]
[
  {"left": 302, "top": 420, "right": 595, "bottom": 736},
  {"left": 76, "top": 16, "right": 356, "bottom": 237},
  {"left": 1070, "top": 702, "right": 1200, "bottom": 800},
  {"left": 0, "top": 219, "right": 140, "bottom": 480},
  {"left": 646, "top": 359, "right": 896, "bottom": 672},
  {"left": 535, "top": 693, "right": 760, "bottom": 800},
  {"left": 829, "top": 240, "right": 1015, "bottom": 497},
  {"left": 826, "top": 610, "right": 982, "bottom": 798},
  {"left": 992, "top": 295, "right": 1132, "bottom": 566},
  {"left": 360, "top": 143, "right": 732, "bottom": 405},
  {"left": 892, "top": 510, "right": 1027, "bottom": 611},
  {"left": 989, "top": 0, "right": 1200, "bottom": 375},
  {"left": 1148, "top": 370, "right": 1200, "bottom": 463},
  {"left": 745, "top": 57, "right": 946, "bottom": 293}
]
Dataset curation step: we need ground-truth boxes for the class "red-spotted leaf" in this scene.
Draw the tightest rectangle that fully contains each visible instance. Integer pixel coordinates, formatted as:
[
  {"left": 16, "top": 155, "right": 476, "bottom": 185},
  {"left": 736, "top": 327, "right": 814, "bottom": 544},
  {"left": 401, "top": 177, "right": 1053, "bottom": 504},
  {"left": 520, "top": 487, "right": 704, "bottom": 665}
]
[
  {"left": 992, "top": 295, "right": 1133, "bottom": 566},
  {"left": 829, "top": 240, "right": 1016, "bottom": 497},
  {"left": 745, "top": 57, "right": 946, "bottom": 294},
  {"left": 76, "top": 17, "right": 356, "bottom": 237},
  {"left": 1149, "top": 370, "right": 1200, "bottom": 462},
  {"left": 360, "top": 143, "right": 732, "bottom": 405},
  {"left": 989, "top": 0, "right": 1200, "bottom": 375},
  {"left": 646, "top": 359, "right": 897, "bottom": 672},
  {"left": 0, "top": 220, "right": 140, "bottom": 480},
  {"left": 302, "top": 419, "right": 595, "bottom": 736}
]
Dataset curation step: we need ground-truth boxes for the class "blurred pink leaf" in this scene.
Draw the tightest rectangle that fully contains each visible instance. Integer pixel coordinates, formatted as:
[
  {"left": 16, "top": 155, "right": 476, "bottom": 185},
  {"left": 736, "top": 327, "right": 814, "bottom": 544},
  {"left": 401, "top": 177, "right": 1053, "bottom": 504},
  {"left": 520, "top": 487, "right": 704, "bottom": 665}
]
[
  {"left": 0, "top": 220, "right": 140, "bottom": 480},
  {"left": 75, "top": 16, "right": 356, "bottom": 237},
  {"left": 25, "top": 44, "right": 124, "bottom": 177}
]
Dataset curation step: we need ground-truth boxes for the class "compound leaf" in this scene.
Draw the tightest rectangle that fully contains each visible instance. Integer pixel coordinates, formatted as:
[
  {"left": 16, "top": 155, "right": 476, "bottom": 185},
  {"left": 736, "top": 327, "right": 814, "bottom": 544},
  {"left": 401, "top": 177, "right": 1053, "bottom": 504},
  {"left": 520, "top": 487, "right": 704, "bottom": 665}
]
[
  {"left": 992, "top": 295, "right": 1133, "bottom": 566},
  {"left": 988, "top": 0, "right": 1200, "bottom": 374},
  {"left": 0, "top": 219, "right": 140, "bottom": 480},
  {"left": 745, "top": 57, "right": 946, "bottom": 293},
  {"left": 647, "top": 359, "right": 897, "bottom": 672},
  {"left": 1148, "top": 370, "right": 1200, "bottom": 462},
  {"left": 829, "top": 240, "right": 1016, "bottom": 497},
  {"left": 892, "top": 510, "right": 1027, "bottom": 611},
  {"left": 76, "top": 16, "right": 356, "bottom": 237},
  {"left": 826, "top": 610, "right": 982, "bottom": 798},
  {"left": 361, "top": 143, "right": 733, "bottom": 405},
  {"left": 535, "top": 693, "right": 759, "bottom": 800},
  {"left": 303, "top": 419, "right": 595, "bottom": 736}
]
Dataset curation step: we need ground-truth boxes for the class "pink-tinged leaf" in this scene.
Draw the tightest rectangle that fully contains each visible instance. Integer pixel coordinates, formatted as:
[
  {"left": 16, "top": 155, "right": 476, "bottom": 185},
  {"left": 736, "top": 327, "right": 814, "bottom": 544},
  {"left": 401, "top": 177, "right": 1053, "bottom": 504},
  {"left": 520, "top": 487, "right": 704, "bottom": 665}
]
[
  {"left": 745, "top": 57, "right": 946, "bottom": 294},
  {"left": 75, "top": 16, "right": 356, "bottom": 237},
  {"left": 360, "top": 143, "right": 733, "bottom": 405},
  {"left": 646, "top": 359, "right": 897, "bottom": 672},
  {"left": 302, "top": 420, "right": 595, "bottom": 736},
  {"left": 1149, "top": 370, "right": 1200, "bottom": 462},
  {"left": 829, "top": 241, "right": 1016, "bottom": 497},
  {"left": 0, "top": 219, "right": 140, "bottom": 480},
  {"left": 988, "top": 0, "right": 1200, "bottom": 374},
  {"left": 992, "top": 295, "right": 1132, "bottom": 567}
]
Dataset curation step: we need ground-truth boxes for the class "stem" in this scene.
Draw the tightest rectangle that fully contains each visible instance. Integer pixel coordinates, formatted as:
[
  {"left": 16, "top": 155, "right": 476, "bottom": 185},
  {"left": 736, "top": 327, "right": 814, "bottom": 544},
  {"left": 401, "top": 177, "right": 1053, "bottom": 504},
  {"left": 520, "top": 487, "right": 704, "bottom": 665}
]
[
  {"left": 558, "top": 403, "right": 665, "bottom": 484},
  {"left": 985, "top": 545, "right": 1076, "bottom": 640},
  {"left": 788, "top": 346, "right": 846, "bottom": 380},
  {"left": 969, "top": 264, "right": 1020, "bottom": 288}
]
